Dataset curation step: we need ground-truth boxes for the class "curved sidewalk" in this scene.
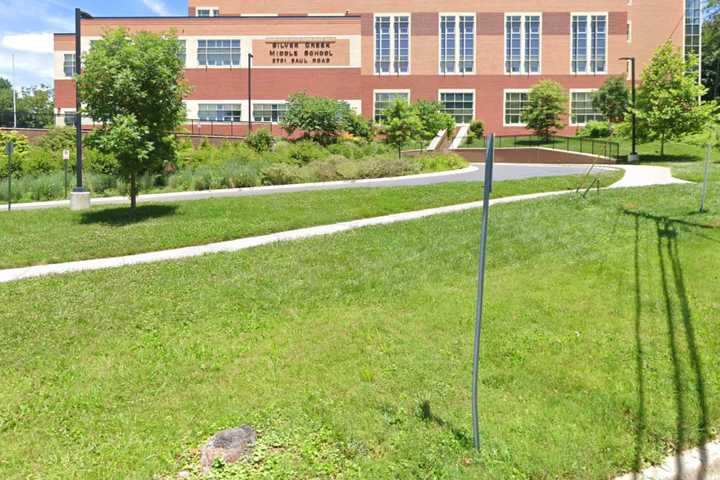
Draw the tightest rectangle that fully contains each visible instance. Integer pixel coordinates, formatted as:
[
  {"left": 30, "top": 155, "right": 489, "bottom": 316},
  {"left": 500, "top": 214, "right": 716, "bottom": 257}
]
[
  {"left": 0, "top": 164, "right": 685, "bottom": 284},
  {"left": 1, "top": 163, "right": 610, "bottom": 212}
]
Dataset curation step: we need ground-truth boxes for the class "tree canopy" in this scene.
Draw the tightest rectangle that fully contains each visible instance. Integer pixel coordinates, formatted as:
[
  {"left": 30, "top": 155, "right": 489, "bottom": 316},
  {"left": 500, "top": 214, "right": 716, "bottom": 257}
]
[
  {"left": 78, "top": 28, "right": 189, "bottom": 207},
  {"left": 380, "top": 99, "right": 424, "bottom": 158},
  {"left": 592, "top": 76, "right": 629, "bottom": 123},
  {"left": 281, "top": 92, "right": 372, "bottom": 144},
  {"left": 523, "top": 80, "right": 567, "bottom": 139}
]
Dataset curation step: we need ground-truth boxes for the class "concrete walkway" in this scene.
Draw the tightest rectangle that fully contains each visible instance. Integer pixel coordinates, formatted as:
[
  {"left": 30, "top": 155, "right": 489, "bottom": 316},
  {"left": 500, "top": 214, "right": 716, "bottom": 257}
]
[
  {"left": 0, "top": 164, "right": 686, "bottom": 284},
  {"left": 615, "top": 437, "right": 720, "bottom": 479},
  {"left": 609, "top": 164, "right": 690, "bottom": 189},
  {"left": 1, "top": 163, "right": 612, "bottom": 212}
]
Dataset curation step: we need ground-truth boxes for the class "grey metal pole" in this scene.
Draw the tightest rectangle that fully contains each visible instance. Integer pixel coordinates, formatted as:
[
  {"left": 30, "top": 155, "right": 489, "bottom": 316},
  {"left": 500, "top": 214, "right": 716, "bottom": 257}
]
[
  {"left": 6, "top": 142, "right": 12, "bottom": 211},
  {"left": 248, "top": 53, "right": 253, "bottom": 134},
  {"left": 11, "top": 54, "right": 17, "bottom": 129},
  {"left": 700, "top": 143, "right": 711, "bottom": 212},
  {"left": 471, "top": 133, "right": 495, "bottom": 450},
  {"left": 631, "top": 57, "right": 637, "bottom": 158},
  {"left": 74, "top": 7, "right": 84, "bottom": 192}
]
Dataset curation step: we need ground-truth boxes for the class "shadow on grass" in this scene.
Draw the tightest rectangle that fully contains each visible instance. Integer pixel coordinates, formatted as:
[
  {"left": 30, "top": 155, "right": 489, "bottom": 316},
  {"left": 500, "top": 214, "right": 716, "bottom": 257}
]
[
  {"left": 416, "top": 400, "right": 472, "bottom": 449},
  {"left": 625, "top": 208, "right": 711, "bottom": 478},
  {"left": 636, "top": 154, "right": 702, "bottom": 164},
  {"left": 79, "top": 204, "right": 178, "bottom": 226}
]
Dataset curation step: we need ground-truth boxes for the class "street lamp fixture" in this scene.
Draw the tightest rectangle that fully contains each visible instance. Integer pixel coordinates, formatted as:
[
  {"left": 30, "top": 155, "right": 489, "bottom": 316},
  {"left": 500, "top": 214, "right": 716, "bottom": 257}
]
[
  {"left": 248, "top": 53, "right": 254, "bottom": 134},
  {"left": 71, "top": 7, "right": 93, "bottom": 210},
  {"left": 619, "top": 56, "right": 638, "bottom": 162}
]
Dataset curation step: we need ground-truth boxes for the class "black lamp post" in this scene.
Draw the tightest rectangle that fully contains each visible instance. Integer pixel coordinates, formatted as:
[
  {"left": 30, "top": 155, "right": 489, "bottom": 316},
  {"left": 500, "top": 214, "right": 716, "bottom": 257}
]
[
  {"left": 619, "top": 56, "right": 638, "bottom": 162},
  {"left": 247, "top": 52, "right": 253, "bottom": 134},
  {"left": 74, "top": 7, "right": 93, "bottom": 191}
]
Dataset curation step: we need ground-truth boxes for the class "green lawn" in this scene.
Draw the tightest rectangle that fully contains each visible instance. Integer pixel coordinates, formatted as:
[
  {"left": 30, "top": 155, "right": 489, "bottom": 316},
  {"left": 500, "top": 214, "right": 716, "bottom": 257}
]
[
  {"left": 1, "top": 183, "right": 719, "bottom": 479},
  {"left": 0, "top": 171, "right": 621, "bottom": 269}
]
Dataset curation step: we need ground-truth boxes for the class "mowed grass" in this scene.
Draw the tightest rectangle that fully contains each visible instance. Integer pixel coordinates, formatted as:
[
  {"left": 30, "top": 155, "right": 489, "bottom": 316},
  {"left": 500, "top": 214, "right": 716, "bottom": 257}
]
[
  {"left": 1, "top": 183, "right": 719, "bottom": 479},
  {"left": 0, "top": 171, "right": 622, "bottom": 269}
]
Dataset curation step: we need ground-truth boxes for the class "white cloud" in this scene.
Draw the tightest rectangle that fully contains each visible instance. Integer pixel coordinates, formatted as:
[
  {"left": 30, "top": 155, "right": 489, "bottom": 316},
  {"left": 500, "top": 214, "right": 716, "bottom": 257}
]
[
  {"left": 1, "top": 33, "right": 54, "bottom": 54},
  {"left": 141, "top": 0, "right": 172, "bottom": 16}
]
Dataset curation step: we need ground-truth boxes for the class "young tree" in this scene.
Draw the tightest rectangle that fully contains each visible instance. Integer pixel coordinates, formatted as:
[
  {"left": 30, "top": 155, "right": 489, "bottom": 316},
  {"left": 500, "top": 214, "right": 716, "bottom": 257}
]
[
  {"left": 281, "top": 92, "right": 354, "bottom": 144},
  {"left": 381, "top": 99, "right": 424, "bottom": 158},
  {"left": 77, "top": 28, "right": 189, "bottom": 208},
  {"left": 17, "top": 85, "right": 54, "bottom": 128},
  {"left": 633, "top": 41, "right": 717, "bottom": 158},
  {"left": 524, "top": 80, "right": 567, "bottom": 140},
  {"left": 413, "top": 100, "right": 455, "bottom": 140},
  {"left": 592, "top": 76, "right": 629, "bottom": 123}
]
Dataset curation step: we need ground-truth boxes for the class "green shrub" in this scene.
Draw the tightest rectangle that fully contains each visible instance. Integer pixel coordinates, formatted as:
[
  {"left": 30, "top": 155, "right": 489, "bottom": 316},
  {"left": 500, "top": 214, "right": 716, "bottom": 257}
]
[
  {"left": 412, "top": 153, "right": 468, "bottom": 172},
  {"left": 220, "top": 161, "right": 262, "bottom": 188},
  {"left": 469, "top": 120, "right": 485, "bottom": 139},
  {"left": 87, "top": 172, "right": 118, "bottom": 195},
  {"left": 357, "top": 157, "right": 421, "bottom": 179},
  {"left": 344, "top": 112, "right": 374, "bottom": 140},
  {"left": 38, "top": 126, "right": 76, "bottom": 153},
  {"left": 85, "top": 148, "right": 120, "bottom": 175},
  {"left": 28, "top": 173, "right": 65, "bottom": 201},
  {"left": 577, "top": 120, "right": 612, "bottom": 138},
  {"left": 262, "top": 163, "right": 307, "bottom": 184},
  {"left": 286, "top": 140, "right": 329, "bottom": 165},
  {"left": 245, "top": 129, "right": 275, "bottom": 152},
  {"left": 21, "top": 148, "right": 65, "bottom": 176}
]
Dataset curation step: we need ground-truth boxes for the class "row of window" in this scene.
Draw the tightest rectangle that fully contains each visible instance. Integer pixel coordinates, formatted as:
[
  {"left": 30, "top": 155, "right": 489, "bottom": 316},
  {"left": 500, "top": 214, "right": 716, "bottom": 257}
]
[
  {"left": 373, "top": 90, "right": 604, "bottom": 126},
  {"left": 375, "top": 13, "right": 608, "bottom": 75},
  {"left": 197, "top": 103, "right": 289, "bottom": 122}
]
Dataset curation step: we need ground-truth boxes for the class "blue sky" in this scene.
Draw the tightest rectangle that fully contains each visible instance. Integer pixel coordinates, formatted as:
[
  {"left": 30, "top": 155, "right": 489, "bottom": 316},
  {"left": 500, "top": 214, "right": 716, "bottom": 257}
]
[{"left": 0, "top": 0, "right": 187, "bottom": 89}]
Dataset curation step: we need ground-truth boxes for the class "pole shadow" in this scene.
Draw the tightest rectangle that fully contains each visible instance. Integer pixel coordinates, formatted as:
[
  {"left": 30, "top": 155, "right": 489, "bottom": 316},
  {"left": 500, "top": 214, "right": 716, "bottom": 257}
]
[
  {"left": 624, "top": 209, "right": 711, "bottom": 479},
  {"left": 79, "top": 204, "right": 178, "bottom": 226},
  {"left": 416, "top": 400, "right": 472, "bottom": 449}
]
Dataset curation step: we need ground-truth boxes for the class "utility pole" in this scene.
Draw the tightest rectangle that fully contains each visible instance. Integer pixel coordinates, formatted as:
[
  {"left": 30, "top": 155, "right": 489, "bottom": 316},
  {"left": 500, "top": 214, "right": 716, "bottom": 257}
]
[{"left": 248, "top": 52, "right": 253, "bottom": 135}]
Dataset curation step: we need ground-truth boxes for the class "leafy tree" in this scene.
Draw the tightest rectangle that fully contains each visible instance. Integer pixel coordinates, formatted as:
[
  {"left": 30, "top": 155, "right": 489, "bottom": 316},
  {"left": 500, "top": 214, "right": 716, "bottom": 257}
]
[
  {"left": 281, "top": 92, "right": 354, "bottom": 144},
  {"left": 633, "top": 41, "right": 717, "bottom": 158},
  {"left": 702, "top": 12, "right": 720, "bottom": 101},
  {"left": 17, "top": 85, "right": 54, "bottom": 128},
  {"left": 87, "top": 115, "right": 154, "bottom": 208},
  {"left": 524, "top": 80, "right": 567, "bottom": 139},
  {"left": 245, "top": 129, "right": 275, "bottom": 152},
  {"left": 38, "top": 126, "right": 76, "bottom": 153},
  {"left": 413, "top": 100, "right": 455, "bottom": 140},
  {"left": 0, "top": 78, "right": 12, "bottom": 120},
  {"left": 0, "top": 130, "right": 31, "bottom": 178},
  {"left": 381, "top": 99, "right": 424, "bottom": 158},
  {"left": 592, "top": 76, "right": 629, "bottom": 123},
  {"left": 77, "top": 28, "right": 189, "bottom": 208},
  {"left": 344, "top": 110, "right": 374, "bottom": 140}
]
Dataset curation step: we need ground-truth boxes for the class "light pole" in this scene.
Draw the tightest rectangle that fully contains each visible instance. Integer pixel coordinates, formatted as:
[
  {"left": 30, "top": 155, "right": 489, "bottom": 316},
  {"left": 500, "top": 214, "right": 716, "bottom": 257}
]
[
  {"left": 11, "top": 54, "right": 16, "bottom": 128},
  {"left": 619, "top": 56, "right": 638, "bottom": 162},
  {"left": 70, "top": 7, "right": 93, "bottom": 210},
  {"left": 247, "top": 52, "right": 253, "bottom": 134}
]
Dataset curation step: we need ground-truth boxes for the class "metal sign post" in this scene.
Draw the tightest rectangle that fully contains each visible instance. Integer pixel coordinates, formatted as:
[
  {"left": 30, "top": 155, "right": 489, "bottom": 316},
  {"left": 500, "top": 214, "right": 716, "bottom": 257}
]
[
  {"left": 5, "top": 141, "right": 14, "bottom": 211},
  {"left": 700, "top": 143, "right": 711, "bottom": 213},
  {"left": 471, "top": 133, "right": 495, "bottom": 450},
  {"left": 63, "top": 149, "right": 71, "bottom": 198}
]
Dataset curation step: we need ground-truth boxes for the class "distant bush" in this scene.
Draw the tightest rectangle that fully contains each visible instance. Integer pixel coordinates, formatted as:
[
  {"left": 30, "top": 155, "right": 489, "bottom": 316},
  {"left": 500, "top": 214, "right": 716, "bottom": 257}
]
[
  {"left": 469, "top": 120, "right": 485, "bottom": 139},
  {"left": 576, "top": 120, "right": 612, "bottom": 138},
  {"left": 245, "top": 129, "right": 275, "bottom": 152},
  {"left": 38, "top": 126, "right": 76, "bottom": 153},
  {"left": 412, "top": 153, "right": 467, "bottom": 172}
]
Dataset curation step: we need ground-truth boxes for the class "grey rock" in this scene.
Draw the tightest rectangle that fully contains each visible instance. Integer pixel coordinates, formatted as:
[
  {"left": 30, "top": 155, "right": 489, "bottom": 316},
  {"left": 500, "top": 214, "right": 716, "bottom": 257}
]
[{"left": 200, "top": 426, "right": 256, "bottom": 474}]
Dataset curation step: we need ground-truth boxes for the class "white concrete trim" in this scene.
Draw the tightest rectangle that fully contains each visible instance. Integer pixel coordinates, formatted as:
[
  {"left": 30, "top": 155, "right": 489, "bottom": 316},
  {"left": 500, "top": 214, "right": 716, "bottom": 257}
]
[
  {"left": 450, "top": 125, "right": 469, "bottom": 150},
  {"left": 427, "top": 129, "right": 447, "bottom": 151}
]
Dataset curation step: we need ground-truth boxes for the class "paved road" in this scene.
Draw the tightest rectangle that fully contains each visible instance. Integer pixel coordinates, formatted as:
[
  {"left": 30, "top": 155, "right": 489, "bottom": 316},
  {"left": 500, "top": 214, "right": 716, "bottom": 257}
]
[{"left": 2, "top": 163, "right": 612, "bottom": 211}]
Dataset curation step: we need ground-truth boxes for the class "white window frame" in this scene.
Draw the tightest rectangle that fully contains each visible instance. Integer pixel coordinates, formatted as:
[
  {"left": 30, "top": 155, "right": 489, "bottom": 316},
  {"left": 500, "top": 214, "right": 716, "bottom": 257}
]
[
  {"left": 373, "top": 13, "right": 412, "bottom": 75},
  {"left": 197, "top": 103, "right": 243, "bottom": 123},
  {"left": 196, "top": 6, "right": 220, "bottom": 16},
  {"left": 63, "top": 53, "right": 76, "bottom": 78},
  {"left": 373, "top": 89, "right": 411, "bottom": 122},
  {"left": 438, "top": 88, "right": 475, "bottom": 125},
  {"left": 570, "top": 12, "right": 609, "bottom": 75},
  {"left": 503, "top": 88, "right": 530, "bottom": 127},
  {"left": 569, "top": 88, "right": 604, "bottom": 126},
  {"left": 251, "top": 100, "right": 288, "bottom": 124},
  {"left": 196, "top": 38, "right": 242, "bottom": 68},
  {"left": 504, "top": 12, "right": 543, "bottom": 75},
  {"left": 438, "top": 13, "right": 476, "bottom": 75}
]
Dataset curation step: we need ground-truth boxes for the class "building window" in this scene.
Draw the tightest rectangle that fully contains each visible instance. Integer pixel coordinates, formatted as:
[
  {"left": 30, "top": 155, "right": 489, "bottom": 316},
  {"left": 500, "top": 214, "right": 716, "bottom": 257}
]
[
  {"left": 684, "top": 0, "right": 702, "bottom": 63},
  {"left": 571, "top": 14, "right": 607, "bottom": 74},
  {"left": 63, "top": 54, "right": 75, "bottom": 77},
  {"left": 63, "top": 111, "right": 77, "bottom": 126},
  {"left": 197, "top": 39, "right": 241, "bottom": 66},
  {"left": 505, "top": 14, "right": 541, "bottom": 74},
  {"left": 439, "top": 91, "right": 474, "bottom": 124},
  {"left": 374, "top": 15, "right": 410, "bottom": 74},
  {"left": 252, "top": 103, "right": 287, "bottom": 123},
  {"left": 440, "top": 14, "right": 475, "bottom": 74},
  {"left": 177, "top": 40, "right": 186, "bottom": 66},
  {"left": 504, "top": 90, "right": 529, "bottom": 126},
  {"left": 197, "top": 7, "right": 220, "bottom": 17},
  {"left": 198, "top": 104, "right": 242, "bottom": 122},
  {"left": 570, "top": 90, "right": 604, "bottom": 125},
  {"left": 373, "top": 91, "right": 410, "bottom": 122}
]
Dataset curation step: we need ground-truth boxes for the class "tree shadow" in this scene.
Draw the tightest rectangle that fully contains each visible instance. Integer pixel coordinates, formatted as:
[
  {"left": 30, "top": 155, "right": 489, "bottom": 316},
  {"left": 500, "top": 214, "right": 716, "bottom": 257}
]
[
  {"left": 416, "top": 400, "right": 472, "bottom": 449},
  {"left": 624, "top": 209, "right": 711, "bottom": 479},
  {"left": 79, "top": 204, "right": 178, "bottom": 226}
]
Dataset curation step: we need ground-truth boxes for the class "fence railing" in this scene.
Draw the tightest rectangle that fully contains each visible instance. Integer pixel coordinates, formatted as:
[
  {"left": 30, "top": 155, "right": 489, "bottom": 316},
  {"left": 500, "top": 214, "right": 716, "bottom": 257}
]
[{"left": 463, "top": 135, "right": 622, "bottom": 161}]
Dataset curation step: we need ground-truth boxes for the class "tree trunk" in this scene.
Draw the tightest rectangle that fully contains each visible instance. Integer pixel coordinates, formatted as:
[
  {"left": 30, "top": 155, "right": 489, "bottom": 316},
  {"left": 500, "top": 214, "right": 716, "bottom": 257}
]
[
  {"left": 660, "top": 134, "right": 665, "bottom": 160},
  {"left": 130, "top": 172, "right": 137, "bottom": 209},
  {"left": 398, "top": 145, "right": 402, "bottom": 160}
]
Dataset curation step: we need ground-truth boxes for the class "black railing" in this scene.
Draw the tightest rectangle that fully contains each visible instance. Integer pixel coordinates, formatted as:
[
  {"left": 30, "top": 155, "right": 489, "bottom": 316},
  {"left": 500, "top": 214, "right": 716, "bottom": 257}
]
[{"left": 463, "top": 134, "right": 622, "bottom": 161}]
